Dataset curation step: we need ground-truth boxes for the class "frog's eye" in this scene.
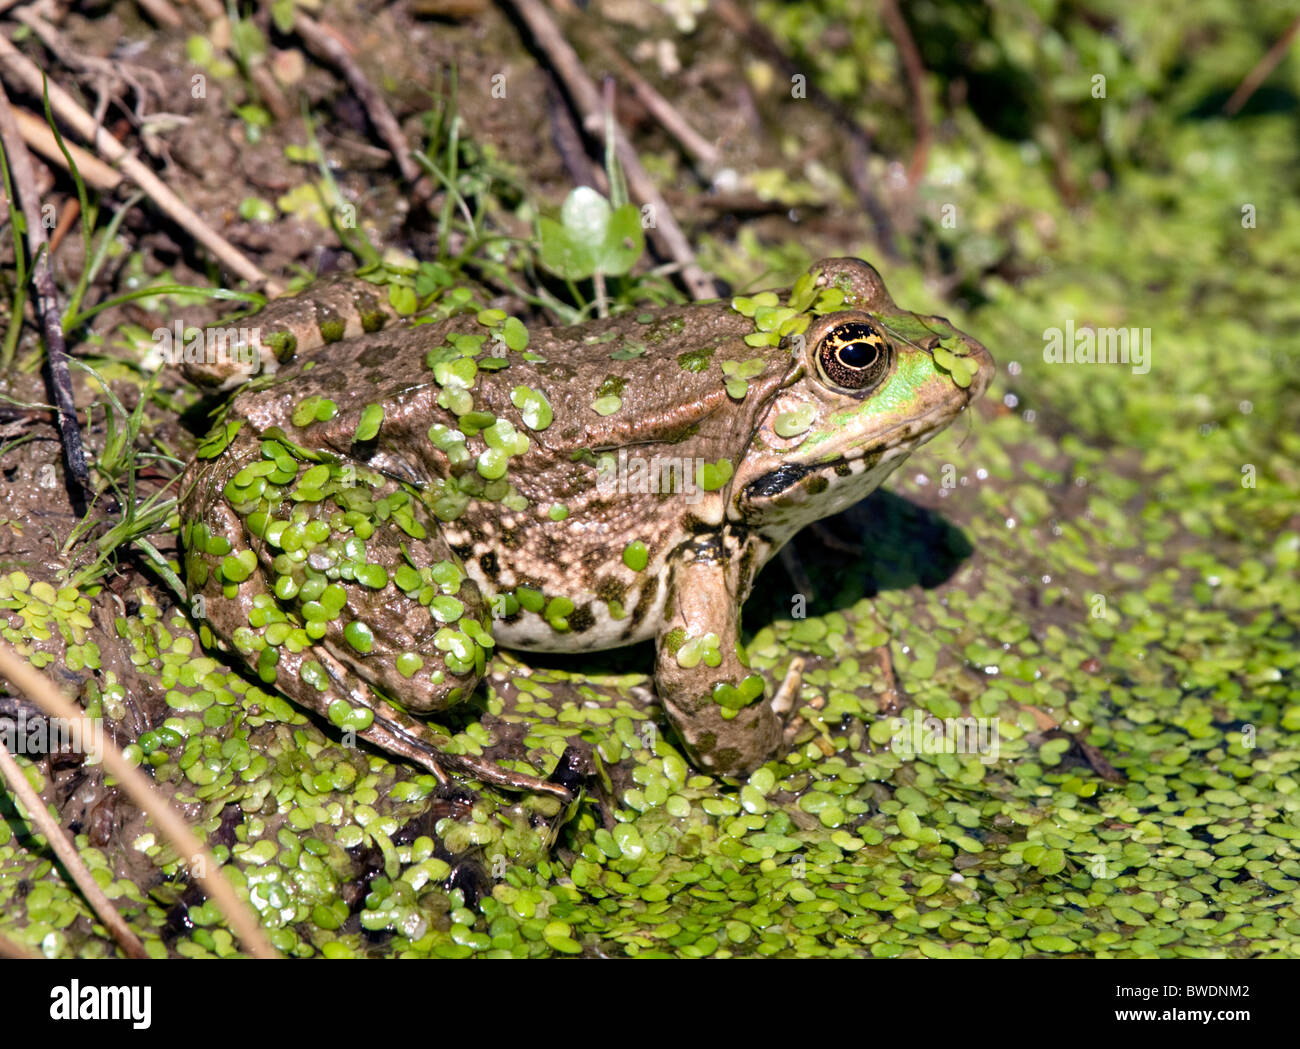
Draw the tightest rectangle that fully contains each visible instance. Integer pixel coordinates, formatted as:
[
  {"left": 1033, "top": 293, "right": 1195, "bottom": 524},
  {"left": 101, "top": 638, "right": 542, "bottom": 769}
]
[{"left": 814, "top": 321, "right": 892, "bottom": 393}]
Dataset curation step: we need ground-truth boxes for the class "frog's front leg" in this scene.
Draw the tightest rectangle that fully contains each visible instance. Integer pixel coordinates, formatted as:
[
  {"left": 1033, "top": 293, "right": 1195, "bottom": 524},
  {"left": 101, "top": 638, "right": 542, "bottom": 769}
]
[
  {"left": 183, "top": 432, "right": 572, "bottom": 799},
  {"left": 654, "top": 536, "right": 783, "bottom": 775}
]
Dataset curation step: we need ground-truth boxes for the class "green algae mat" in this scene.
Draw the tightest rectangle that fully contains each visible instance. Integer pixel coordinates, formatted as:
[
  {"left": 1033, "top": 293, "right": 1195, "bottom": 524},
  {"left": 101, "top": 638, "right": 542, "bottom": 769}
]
[{"left": 1, "top": 0, "right": 1298, "bottom": 958}]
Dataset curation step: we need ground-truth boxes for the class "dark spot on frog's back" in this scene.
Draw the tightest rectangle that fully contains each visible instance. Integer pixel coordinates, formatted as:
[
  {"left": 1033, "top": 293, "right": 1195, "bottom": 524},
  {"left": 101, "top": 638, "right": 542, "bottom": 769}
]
[
  {"left": 646, "top": 316, "right": 686, "bottom": 343},
  {"left": 351, "top": 289, "right": 387, "bottom": 333},
  {"left": 536, "top": 361, "right": 577, "bottom": 382},
  {"left": 292, "top": 366, "right": 347, "bottom": 393},
  {"left": 315, "top": 303, "right": 345, "bottom": 343},
  {"left": 596, "top": 375, "right": 628, "bottom": 399},
  {"left": 659, "top": 419, "right": 702, "bottom": 445},
  {"left": 358, "top": 344, "right": 400, "bottom": 370},
  {"left": 677, "top": 346, "right": 713, "bottom": 373},
  {"left": 478, "top": 550, "right": 499, "bottom": 581}
]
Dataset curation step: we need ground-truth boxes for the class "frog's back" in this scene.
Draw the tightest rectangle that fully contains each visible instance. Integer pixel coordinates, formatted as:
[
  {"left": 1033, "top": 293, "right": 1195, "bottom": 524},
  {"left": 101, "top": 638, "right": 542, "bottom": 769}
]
[
  {"left": 215, "top": 301, "right": 794, "bottom": 651},
  {"left": 228, "top": 303, "right": 788, "bottom": 479}
]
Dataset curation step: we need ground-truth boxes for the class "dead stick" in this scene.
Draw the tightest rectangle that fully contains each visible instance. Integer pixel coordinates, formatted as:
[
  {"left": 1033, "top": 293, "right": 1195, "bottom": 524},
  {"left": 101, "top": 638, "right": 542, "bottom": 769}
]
[
  {"left": 879, "top": 0, "right": 931, "bottom": 184},
  {"left": 293, "top": 12, "right": 427, "bottom": 193},
  {"left": 602, "top": 47, "right": 720, "bottom": 171},
  {"left": 0, "top": 35, "right": 279, "bottom": 293},
  {"left": 0, "top": 80, "right": 90, "bottom": 499},
  {"left": 134, "top": 0, "right": 183, "bottom": 29},
  {"left": 0, "top": 641, "right": 279, "bottom": 958},
  {"left": 0, "top": 932, "right": 40, "bottom": 959},
  {"left": 1223, "top": 13, "right": 1300, "bottom": 116},
  {"left": 47, "top": 196, "right": 80, "bottom": 256},
  {"left": 0, "top": 741, "right": 149, "bottom": 958},
  {"left": 13, "top": 106, "right": 122, "bottom": 191},
  {"left": 499, "top": 0, "right": 718, "bottom": 300}
]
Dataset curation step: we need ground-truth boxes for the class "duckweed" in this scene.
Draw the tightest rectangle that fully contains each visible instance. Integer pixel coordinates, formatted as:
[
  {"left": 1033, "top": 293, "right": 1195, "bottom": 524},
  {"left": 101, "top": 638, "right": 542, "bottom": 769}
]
[{"left": 4, "top": 5, "right": 1300, "bottom": 963}]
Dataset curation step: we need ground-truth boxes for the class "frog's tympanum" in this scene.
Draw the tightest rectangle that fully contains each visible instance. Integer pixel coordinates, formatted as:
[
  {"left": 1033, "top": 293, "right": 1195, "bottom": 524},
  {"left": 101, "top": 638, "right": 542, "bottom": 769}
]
[{"left": 181, "top": 259, "right": 993, "bottom": 796}]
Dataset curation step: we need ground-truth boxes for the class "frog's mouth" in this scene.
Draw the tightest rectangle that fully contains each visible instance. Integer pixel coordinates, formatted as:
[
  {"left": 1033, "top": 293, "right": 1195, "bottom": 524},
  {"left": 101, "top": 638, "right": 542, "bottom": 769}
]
[{"left": 745, "top": 405, "right": 962, "bottom": 502}]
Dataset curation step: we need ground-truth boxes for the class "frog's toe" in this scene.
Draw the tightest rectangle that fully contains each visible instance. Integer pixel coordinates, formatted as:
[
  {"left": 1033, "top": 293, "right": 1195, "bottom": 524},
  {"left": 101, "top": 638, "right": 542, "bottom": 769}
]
[
  {"left": 661, "top": 688, "right": 784, "bottom": 776},
  {"left": 655, "top": 640, "right": 785, "bottom": 774}
]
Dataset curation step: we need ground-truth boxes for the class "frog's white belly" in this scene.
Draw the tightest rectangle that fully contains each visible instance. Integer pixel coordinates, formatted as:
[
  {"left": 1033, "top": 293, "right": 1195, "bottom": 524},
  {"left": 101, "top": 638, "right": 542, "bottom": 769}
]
[{"left": 473, "top": 563, "right": 673, "bottom": 653}]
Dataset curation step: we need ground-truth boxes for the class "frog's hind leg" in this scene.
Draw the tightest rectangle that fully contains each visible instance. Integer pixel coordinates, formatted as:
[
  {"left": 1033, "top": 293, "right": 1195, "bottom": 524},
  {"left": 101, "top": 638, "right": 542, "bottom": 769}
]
[
  {"left": 267, "top": 631, "right": 575, "bottom": 800},
  {"left": 182, "top": 436, "right": 573, "bottom": 800}
]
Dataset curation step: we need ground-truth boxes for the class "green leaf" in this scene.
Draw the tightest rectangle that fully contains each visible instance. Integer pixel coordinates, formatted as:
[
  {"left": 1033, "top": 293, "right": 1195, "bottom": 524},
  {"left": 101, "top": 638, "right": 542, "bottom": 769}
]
[
  {"left": 271, "top": 0, "right": 297, "bottom": 34},
  {"left": 537, "top": 187, "right": 645, "bottom": 280},
  {"left": 354, "top": 403, "right": 384, "bottom": 442},
  {"left": 388, "top": 284, "right": 418, "bottom": 316},
  {"left": 510, "top": 386, "right": 552, "bottom": 430}
]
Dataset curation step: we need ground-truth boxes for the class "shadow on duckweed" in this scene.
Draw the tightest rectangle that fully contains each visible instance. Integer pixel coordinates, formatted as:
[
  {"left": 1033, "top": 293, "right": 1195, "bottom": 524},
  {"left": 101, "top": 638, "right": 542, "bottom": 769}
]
[{"left": 743, "top": 489, "right": 976, "bottom": 632}]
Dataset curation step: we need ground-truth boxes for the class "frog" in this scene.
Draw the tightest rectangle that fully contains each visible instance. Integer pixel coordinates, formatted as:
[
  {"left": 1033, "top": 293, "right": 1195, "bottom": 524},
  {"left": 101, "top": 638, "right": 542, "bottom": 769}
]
[{"left": 179, "top": 257, "right": 993, "bottom": 797}]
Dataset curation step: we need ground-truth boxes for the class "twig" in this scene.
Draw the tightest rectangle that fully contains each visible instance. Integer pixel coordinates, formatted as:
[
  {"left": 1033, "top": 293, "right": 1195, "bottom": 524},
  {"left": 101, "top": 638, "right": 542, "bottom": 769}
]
[
  {"left": 879, "top": 0, "right": 931, "bottom": 184},
  {"left": 11, "top": 105, "right": 122, "bottom": 191},
  {"left": 293, "top": 11, "right": 429, "bottom": 196},
  {"left": 0, "top": 80, "right": 90, "bottom": 500},
  {"left": 248, "top": 63, "right": 292, "bottom": 123},
  {"left": 0, "top": 740, "right": 149, "bottom": 958},
  {"left": 770, "top": 655, "right": 805, "bottom": 717},
  {"left": 0, "top": 931, "right": 40, "bottom": 958},
  {"left": 710, "top": 0, "right": 899, "bottom": 260},
  {"left": 546, "top": 75, "right": 600, "bottom": 190},
  {"left": 13, "top": 7, "right": 168, "bottom": 134},
  {"left": 600, "top": 46, "right": 720, "bottom": 172},
  {"left": 500, "top": 0, "right": 717, "bottom": 299},
  {"left": 47, "top": 196, "right": 79, "bottom": 255},
  {"left": 1223, "top": 13, "right": 1300, "bottom": 116},
  {"left": 134, "top": 0, "right": 184, "bottom": 30},
  {"left": 0, "top": 641, "right": 280, "bottom": 958},
  {"left": 0, "top": 34, "right": 280, "bottom": 293}
]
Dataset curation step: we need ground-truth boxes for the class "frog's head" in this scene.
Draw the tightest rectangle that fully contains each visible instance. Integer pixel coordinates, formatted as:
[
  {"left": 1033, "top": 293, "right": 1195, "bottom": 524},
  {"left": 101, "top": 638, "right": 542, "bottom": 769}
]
[{"left": 734, "top": 258, "right": 993, "bottom": 539}]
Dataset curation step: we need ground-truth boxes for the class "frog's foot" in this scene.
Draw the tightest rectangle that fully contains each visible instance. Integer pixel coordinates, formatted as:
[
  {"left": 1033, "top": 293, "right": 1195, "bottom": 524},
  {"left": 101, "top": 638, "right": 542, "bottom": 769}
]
[
  {"left": 654, "top": 540, "right": 784, "bottom": 775},
  {"left": 182, "top": 434, "right": 573, "bottom": 800},
  {"left": 290, "top": 644, "right": 575, "bottom": 800}
]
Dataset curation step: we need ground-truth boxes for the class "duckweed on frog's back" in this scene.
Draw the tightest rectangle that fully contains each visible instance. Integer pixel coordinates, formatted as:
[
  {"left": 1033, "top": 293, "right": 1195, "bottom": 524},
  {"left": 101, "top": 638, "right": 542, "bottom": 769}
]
[{"left": 180, "top": 259, "right": 993, "bottom": 787}]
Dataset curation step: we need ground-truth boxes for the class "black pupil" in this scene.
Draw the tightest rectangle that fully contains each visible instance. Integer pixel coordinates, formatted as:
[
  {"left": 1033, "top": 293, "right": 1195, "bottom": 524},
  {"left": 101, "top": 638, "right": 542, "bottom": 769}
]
[{"left": 839, "top": 340, "right": 877, "bottom": 368}]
